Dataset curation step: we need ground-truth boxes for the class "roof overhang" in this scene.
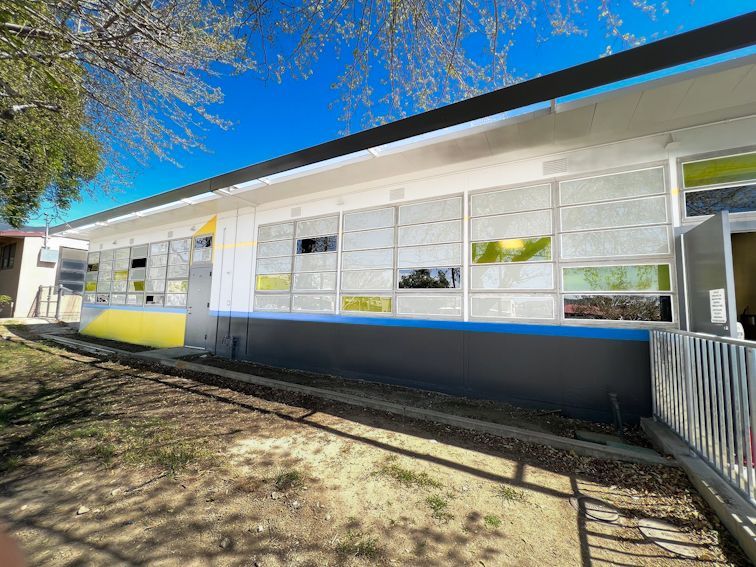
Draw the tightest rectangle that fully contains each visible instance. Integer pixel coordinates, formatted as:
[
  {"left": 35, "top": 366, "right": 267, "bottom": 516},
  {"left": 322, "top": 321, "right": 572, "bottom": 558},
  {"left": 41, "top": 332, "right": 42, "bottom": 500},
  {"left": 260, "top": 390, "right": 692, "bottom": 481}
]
[{"left": 53, "top": 12, "right": 756, "bottom": 239}]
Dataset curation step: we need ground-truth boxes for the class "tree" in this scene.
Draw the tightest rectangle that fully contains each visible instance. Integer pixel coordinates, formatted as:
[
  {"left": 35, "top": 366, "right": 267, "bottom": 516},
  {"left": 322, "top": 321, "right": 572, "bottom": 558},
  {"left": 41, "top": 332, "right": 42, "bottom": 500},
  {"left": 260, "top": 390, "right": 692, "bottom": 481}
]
[{"left": 0, "top": 0, "right": 668, "bottom": 226}]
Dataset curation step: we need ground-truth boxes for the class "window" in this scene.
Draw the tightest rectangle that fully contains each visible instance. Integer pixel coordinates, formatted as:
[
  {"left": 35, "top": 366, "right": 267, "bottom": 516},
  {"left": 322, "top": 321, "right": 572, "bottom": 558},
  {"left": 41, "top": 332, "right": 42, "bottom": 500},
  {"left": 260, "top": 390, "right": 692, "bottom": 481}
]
[
  {"left": 56, "top": 247, "right": 87, "bottom": 292},
  {"left": 469, "top": 184, "right": 554, "bottom": 322},
  {"left": 297, "top": 236, "right": 337, "bottom": 254},
  {"left": 398, "top": 268, "right": 461, "bottom": 289},
  {"left": 292, "top": 216, "right": 338, "bottom": 313},
  {"left": 0, "top": 243, "right": 16, "bottom": 270},
  {"left": 193, "top": 235, "right": 213, "bottom": 263},
  {"left": 558, "top": 167, "right": 675, "bottom": 324},
  {"left": 681, "top": 151, "right": 756, "bottom": 219},
  {"left": 254, "top": 222, "right": 294, "bottom": 311}
]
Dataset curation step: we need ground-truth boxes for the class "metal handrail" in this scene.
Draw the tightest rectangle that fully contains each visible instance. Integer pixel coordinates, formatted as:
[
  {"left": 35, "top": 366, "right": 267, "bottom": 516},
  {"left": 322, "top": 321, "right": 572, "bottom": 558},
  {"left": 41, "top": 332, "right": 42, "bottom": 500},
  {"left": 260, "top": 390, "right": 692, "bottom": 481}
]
[{"left": 651, "top": 328, "right": 756, "bottom": 504}]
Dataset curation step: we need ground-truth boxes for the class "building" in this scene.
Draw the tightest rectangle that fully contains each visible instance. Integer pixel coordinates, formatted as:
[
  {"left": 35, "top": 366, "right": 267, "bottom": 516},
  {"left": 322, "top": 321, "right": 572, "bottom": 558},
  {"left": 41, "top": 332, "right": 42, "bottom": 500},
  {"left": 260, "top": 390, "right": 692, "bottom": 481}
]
[
  {"left": 0, "top": 225, "right": 88, "bottom": 318},
  {"left": 51, "top": 14, "right": 756, "bottom": 422}
]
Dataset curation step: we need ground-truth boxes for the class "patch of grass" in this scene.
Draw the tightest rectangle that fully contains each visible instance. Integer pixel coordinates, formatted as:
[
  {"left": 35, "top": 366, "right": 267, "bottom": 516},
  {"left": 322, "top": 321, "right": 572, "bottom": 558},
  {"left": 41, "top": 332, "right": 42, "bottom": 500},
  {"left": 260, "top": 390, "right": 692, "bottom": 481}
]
[
  {"left": 495, "top": 485, "right": 525, "bottom": 503},
  {"left": 92, "top": 443, "right": 117, "bottom": 464},
  {"left": 376, "top": 456, "right": 442, "bottom": 489},
  {"left": 274, "top": 469, "right": 304, "bottom": 491},
  {"left": 336, "top": 530, "right": 379, "bottom": 559},
  {"left": 0, "top": 455, "right": 22, "bottom": 473},
  {"left": 484, "top": 514, "right": 502, "bottom": 528},
  {"left": 426, "top": 494, "right": 453, "bottom": 521}
]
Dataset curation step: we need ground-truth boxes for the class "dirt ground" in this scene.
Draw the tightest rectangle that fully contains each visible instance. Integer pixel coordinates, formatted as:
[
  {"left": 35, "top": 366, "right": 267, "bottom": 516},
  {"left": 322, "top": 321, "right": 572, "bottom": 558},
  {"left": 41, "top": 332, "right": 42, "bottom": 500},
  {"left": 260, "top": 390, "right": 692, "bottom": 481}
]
[{"left": 0, "top": 325, "right": 748, "bottom": 566}]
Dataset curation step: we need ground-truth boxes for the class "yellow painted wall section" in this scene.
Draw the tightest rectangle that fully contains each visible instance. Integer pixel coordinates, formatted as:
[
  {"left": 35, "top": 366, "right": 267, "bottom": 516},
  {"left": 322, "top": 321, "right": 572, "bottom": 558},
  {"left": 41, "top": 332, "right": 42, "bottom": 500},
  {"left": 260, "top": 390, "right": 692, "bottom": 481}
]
[{"left": 81, "top": 309, "right": 186, "bottom": 348}]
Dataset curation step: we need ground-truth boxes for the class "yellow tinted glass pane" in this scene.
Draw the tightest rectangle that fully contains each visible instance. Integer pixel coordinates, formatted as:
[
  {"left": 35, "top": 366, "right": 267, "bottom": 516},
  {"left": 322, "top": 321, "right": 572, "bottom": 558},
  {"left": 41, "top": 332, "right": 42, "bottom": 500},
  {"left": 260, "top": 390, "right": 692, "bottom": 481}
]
[
  {"left": 341, "top": 296, "right": 392, "bottom": 313},
  {"left": 85, "top": 281, "right": 97, "bottom": 291},
  {"left": 256, "top": 274, "right": 291, "bottom": 291},
  {"left": 683, "top": 152, "right": 756, "bottom": 188},
  {"left": 113, "top": 270, "right": 128, "bottom": 281}
]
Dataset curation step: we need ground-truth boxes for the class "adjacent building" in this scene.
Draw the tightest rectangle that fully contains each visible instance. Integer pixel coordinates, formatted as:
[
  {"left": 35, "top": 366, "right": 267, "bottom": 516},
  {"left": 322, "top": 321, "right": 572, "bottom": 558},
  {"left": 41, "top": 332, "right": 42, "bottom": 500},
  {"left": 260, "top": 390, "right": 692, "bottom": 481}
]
[{"left": 50, "top": 16, "right": 756, "bottom": 421}]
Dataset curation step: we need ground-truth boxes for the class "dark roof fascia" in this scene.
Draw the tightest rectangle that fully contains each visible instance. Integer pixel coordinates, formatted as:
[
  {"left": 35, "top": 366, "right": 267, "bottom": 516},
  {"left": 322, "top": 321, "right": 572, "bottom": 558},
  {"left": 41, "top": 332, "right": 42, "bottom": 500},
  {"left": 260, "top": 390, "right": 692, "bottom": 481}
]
[{"left": 53, "top": 11, "right": 756, "bottom": 233}]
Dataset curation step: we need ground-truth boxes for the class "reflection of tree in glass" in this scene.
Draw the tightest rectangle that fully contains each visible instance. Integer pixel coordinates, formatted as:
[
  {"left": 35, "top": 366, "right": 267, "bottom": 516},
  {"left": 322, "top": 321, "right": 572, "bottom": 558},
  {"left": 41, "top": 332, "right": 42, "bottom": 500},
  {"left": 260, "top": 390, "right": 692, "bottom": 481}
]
[
  {"left": 473, "top": 237, "right": 550, "bottom": 264},
  {"left": 297, "top": 236, "right": 337, "bottom": 254},
  {"left": 685, "top": 186, "right": 756, "bottom": 217},
  {"left": 399, "top": 268, "right": 460, "bottom": 288},
  {"left": 580, "top": 265, "right": 653, "bottom": 291},
  {"left": 564, "top": 295, "right": 670, "bottom": 321}
]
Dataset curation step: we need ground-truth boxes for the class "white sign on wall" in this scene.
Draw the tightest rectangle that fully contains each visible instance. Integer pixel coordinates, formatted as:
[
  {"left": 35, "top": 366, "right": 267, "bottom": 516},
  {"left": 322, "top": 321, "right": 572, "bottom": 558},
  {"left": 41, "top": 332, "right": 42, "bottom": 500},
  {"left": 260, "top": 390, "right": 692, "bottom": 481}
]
[{"left": 709, "top": 288, "right": 727, "bottom": 324}]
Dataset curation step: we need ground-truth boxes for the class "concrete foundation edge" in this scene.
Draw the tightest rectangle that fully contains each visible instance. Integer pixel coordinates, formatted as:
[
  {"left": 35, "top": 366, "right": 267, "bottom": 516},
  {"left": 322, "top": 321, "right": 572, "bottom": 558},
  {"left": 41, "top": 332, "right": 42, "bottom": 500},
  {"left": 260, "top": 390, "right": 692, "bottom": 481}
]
[{"left": 641, "top": 417, "right": 756, "bottom": 563}]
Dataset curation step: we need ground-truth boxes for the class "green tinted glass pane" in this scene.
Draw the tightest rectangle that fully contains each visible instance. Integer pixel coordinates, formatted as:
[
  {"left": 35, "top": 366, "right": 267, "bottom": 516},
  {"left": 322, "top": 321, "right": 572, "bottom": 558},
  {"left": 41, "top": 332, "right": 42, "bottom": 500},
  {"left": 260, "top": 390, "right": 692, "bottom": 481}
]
[
  {"left": 683, "top": 152, "right": 756, "bottom": 188},
  {"left": 471, "top": 237, "right": 551, "bottom": 264},
  {"left": 113, "top": 270, "right": 128, "bottom": 281},
  {"left": 256, "top": 274, "right": 291, "bottom": 291},
  {"left": 563, "top": 264, "right": 671, "bottom": 292},
  {"left": 128, "top": 280, "right": 145, "bottom": 292},
  {"left": 85, "top": 281, "right": 97, "bottom": 291},
  {"left": 341, "top": 296, "right": 392, "bottom": 313}
]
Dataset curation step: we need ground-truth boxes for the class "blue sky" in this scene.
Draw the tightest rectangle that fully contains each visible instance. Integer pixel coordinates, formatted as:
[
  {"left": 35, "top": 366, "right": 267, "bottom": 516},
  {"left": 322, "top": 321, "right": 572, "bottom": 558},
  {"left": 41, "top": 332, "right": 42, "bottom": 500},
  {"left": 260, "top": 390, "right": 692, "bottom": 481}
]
[{"left": 60, "top": 2, "right": 753, "bottom": 222}]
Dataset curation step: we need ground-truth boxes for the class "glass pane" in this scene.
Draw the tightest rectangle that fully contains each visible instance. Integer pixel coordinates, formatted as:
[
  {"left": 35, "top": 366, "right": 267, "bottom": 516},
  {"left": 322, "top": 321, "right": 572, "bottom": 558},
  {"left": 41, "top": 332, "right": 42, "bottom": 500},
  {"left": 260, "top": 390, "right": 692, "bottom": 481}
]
[
  {"left": 149, "top": 254, "right": 168, "bottom": 267},
  {"left": 98, "top": 270, "right": 112, "bottom": 282},
  {"left": 129, "top": 268, "right": 146, "bottom": 280},
  {"left": 114, "top": 258, "right": 129, "bottom": 270},
  {"left": 342, "top": 228, "right": 394, "bottom": 251},
  {"left": 145, "top": 294, "right": 165, "bottom": 306},
  {"left": 131, "top": 244, "right": 148, "bottom": 258},
  {"left": 292, "top": 294, "right": 336, "bottom": 312},
  {"left": 257, "top": 257, "right": 292, "bottom": 274},
  {"left": 471, "top": 263, "right": 553, "bottom": 290},
  {"left": 148, "top": 266, "right": 167, "bottom": 279},
  {"left": 170, "top": 239, "right": 190, "bottom": 253},
  {"left": 96, "top": 294, "right": 109, "bottom": 304},
  {"left": 256, "top": 274, "right": 291, "bottom": 291},
  {"left": 168, "top": 251, "right": 190, "bottom": 265},
  {"left": 560, "top": 168, "right": 664, "bottom": 206},
  {"left": 128, "top": 281, "right": 145, "bottom": 292},
  {"left": 397, "top": 243, "right": 461, "bottom": 268},
  {"left": 195, "top": 235, "right": 213, "bottom": 249},
  {"left": 563, "top": 294, "right": 673, "bottom": 322},
  {"left": 258, "top": 222, "right": 294, "bottom": 242},
  {"left": 150, "top": 242, "right": 169, "bottom": 255},
  {"left": 396, "top": 295, "right": 462, "bottom": 317},
  {"left": 563, "top": 265, "right": 671, "bottom": 292},
  {"left": 85, "top": 272, "right": 98, "bottom": 282},
  {"left": 167, "top": 280, "right": 188, "bottom": 293},
  {"left": 146, "top": 279, "right": 166, "bottom": 292},
  {"left": 126, "top": 293, "right": 142, "bottom": 305},
  {"left": 87, "top": 262, "right": 99, "bottom": 272},
  {"left": 165, "top": 293, "right": 187, "bottom": 307},
  {"left": 471, "top": 237, "right": 551, "bottom": 264},
  {"left": 296, "top": 216, "right": 339, "bottom": 238},
  {"left": 167, "top": 264, "right": 189, "bottom": 278},
  {"left": 341, "top": 269, "right": 393, "bottom": 291},
  {"left": 254, "top": 294, "right": 290, "bottom": 312},
  {"left": 470, "top": 295, "right": 555, "bottom": 319},
  {"left": 685, "top": 185, "right": 756, "bottom": 217},
  {"left": 193, "top": 248, "right": 212, "bottom": 263},
  {"left": 344, "top": 208, "right": 394, "bottom": 232},
  {"left": 85, "top": 281, "right": 97, "bottom": 292},
  {"left": 297, "top": 236, "right": 338, "bottom": 254},
  {"left": 341, "top": 296, "right": 392, "bottom": 313},
  {"left": 560, "top": 195, "right": 667, "bottom": 231},
  {"left": 257, "top": 239, "right": 292, "bottom": 258},
  {"left": 682, "top": 152, "right": 756, "bottom": 188},
  {"left": 113, "top": 270, "right": 128, "bottom": 281},
  {"left": 83, "top": 293, "right": 96, "bottom": 304},
  {"left": 112, "top": 281, "right": 127, "bottom": 292},
  {"left": 130, "top": 257, "right": 147, "bottom": 269},
  {"left": 398, "top": 268, "right": 461, "bottom": 289},
  {"left": 87, "top": 252, "right": 100, "bottom": 263},
  {"left": 292, "top": 272, "right": 337, "bottom": 291},
  {"left": 471, "top": 210, "right": 551, "bottom": 240},
  {"left": 398, "top": 220, "right": 462, "bottom": 246},
  {"left": 294, "top": 252, "right": 337, "bottom": 272},
  {"left": 342, "top": 248, "right": 394, "bottom": 270},
  {"left": 100, "top": 260, "right": 113, "bottom": 272},
  {"left": 115, "top": 248, "right": 130, "bottom": 259},
  {"left": 471, "top": 184, "right": 551, "bottom": 216},
  {"left": 399, "top": 197, "right": 462, "bottom": 225},
  {"left": 560, "top": 226, "right": 670, "bottom": 259}
]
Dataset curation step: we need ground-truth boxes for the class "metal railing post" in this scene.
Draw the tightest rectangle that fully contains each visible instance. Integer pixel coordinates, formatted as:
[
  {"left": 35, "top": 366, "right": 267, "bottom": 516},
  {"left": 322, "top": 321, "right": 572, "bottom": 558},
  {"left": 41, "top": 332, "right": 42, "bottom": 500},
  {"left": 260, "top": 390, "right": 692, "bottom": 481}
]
[
  {"left": 683, "top": 335, "right": 695, "bottom": 456},
  {"left": 55, "top": 285, "right": 63, "bottom": 320}
]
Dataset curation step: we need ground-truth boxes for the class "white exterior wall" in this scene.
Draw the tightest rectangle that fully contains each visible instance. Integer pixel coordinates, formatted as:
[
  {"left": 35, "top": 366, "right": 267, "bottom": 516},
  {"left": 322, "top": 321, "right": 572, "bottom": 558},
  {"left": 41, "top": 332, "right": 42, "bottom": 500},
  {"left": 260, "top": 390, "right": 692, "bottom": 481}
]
[{"left": 83, "top": 114, "right": 756, "bottom": 331}]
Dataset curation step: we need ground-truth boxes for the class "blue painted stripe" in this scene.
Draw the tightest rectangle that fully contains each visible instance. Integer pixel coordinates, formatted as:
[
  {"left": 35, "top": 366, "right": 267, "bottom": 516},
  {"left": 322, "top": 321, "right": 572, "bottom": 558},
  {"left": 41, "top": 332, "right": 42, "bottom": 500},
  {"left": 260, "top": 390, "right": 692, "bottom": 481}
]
[
  {"left": 209, "top": 309, "right": 649, "bottom": 341},
  {"left": 82, "top": 303, "right": 187, "bottom": 314}
]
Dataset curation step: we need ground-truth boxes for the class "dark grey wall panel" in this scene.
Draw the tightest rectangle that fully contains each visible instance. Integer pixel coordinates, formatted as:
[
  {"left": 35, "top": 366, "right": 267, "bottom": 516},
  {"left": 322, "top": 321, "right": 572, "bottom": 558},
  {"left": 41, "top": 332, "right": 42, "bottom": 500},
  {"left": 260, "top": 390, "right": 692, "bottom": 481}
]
[{"left": 214, "top": 315, "right": 651, "bottom": 423}]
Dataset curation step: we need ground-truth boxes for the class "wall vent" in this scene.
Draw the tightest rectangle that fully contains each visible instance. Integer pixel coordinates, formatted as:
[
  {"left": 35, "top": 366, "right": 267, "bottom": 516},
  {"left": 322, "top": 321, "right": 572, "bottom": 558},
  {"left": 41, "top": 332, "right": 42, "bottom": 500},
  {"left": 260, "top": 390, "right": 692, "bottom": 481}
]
[
  {"left": 389, "top": 187, "right": 405, "bottom": 201},
  {"left": 290, "top": 207, "right": 302, "bottom": 218},
  {"left": 542, "top": 158, "right": 569, "bottom": 176}
]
